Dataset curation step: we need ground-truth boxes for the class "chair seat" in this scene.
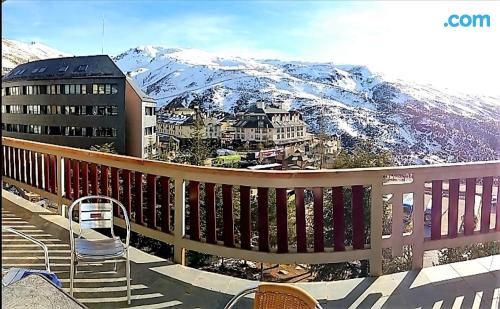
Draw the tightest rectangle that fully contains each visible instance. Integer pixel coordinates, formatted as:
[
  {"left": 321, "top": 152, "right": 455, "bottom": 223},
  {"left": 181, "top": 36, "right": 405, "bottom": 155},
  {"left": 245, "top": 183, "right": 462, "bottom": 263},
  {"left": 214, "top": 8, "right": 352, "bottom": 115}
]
[{"left": 75, "top": 237, "right": 125, "bottom": 260}]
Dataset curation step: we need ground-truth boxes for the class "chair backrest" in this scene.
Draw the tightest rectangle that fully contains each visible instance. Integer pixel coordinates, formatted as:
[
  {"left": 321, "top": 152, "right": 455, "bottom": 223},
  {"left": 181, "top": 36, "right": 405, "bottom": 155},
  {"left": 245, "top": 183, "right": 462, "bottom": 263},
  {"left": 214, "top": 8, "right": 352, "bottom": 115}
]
[
  {"left": 224, "top": 283, "right": 322, "bottom": 309},
  {"left": 79, "top": 202, "right": 113, "bottom": 229},
  {"left": 253, "top": 283, "right": 320, "bottom": 309},
  {"left": 67, "top": 196, "right": 130, "bottom": 248}
]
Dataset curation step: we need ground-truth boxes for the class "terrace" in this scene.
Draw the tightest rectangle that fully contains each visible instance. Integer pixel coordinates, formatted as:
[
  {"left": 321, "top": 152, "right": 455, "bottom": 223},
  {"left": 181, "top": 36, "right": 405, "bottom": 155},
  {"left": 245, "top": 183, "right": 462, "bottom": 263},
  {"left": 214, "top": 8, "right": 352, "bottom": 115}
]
[{"left": 2, "top": 136, "right": 499, "bottom": 308}]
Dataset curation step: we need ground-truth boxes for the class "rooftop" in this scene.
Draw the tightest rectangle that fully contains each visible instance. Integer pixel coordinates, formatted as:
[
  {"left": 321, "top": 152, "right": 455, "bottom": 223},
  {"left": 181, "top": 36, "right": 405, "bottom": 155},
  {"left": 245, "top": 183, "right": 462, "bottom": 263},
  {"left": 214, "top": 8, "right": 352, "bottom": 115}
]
[{"left": 2, "top": 55, "right": 125, "bottom": 82}]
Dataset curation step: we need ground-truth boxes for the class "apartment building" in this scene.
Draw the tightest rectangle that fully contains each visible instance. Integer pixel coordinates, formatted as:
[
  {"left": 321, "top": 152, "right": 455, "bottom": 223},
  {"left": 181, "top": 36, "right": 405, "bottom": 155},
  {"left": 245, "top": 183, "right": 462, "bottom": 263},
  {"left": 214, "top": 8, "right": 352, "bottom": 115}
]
[
  {"left": 233, "top": 102, "right": 309, "bottom": 146},
  {"left": 157, "top": 110, "right": 222, "bottom": 142},
  {"left": 1, "top": 55, "right": 156, "bottom": 158}
]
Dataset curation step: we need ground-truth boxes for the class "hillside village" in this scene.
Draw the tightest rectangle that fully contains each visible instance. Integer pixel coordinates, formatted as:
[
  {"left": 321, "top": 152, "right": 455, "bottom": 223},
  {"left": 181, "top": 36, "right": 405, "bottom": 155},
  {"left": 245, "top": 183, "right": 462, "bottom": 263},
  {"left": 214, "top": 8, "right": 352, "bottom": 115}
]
[{"left": 155, "top": 99, "right": 341, "bottom": 169}]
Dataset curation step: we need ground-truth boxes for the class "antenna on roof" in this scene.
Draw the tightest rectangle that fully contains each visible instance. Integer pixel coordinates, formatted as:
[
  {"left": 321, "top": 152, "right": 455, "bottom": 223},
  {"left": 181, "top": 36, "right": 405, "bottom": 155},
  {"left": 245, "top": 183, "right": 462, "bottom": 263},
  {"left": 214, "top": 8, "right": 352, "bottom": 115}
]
[{"left": 101, "top": 14, "right": 104, "bottom": 54}]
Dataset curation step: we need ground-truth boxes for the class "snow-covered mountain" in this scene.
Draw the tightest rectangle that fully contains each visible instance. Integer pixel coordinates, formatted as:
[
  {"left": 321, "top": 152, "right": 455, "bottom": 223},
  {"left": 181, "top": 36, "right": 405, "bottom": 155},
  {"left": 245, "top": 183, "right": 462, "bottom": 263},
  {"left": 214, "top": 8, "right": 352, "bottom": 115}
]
[
  {"left": 2, "top": 39, "right": 498, "bottom": 164},
  {"left": 114, "top": 46, "right": 499, "bottom": 164},
  {"left": 1, "top": 38, "right": 71, "bottom": 75}
]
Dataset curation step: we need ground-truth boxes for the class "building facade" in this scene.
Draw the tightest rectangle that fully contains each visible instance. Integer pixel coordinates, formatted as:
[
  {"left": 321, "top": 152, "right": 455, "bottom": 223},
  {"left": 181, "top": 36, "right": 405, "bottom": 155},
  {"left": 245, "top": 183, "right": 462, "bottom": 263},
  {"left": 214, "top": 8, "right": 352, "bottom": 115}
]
[
  {"left": 1, "top": 55, "right": 156, "bottom": 158},
  {"left": 157, "top": 107, "right": 222, "bottom": 142},
  {"left": 233, "top": 102, "right": 309, "bottom": 146}
]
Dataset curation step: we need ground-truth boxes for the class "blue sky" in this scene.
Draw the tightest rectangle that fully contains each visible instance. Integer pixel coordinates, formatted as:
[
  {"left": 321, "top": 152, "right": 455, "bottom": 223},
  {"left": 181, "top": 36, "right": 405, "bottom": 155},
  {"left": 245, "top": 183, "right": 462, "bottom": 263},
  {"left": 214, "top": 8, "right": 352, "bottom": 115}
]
[{"left": 3, "top": 0, "right": 500, "bottom": 95}]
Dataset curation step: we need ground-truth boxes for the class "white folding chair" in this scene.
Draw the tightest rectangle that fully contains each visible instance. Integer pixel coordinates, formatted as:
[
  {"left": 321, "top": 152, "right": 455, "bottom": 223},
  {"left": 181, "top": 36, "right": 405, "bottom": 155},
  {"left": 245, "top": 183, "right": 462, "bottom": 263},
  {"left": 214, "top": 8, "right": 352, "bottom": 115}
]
[{"left": 67, "top": 196, "right": 131, "bottom": 304}]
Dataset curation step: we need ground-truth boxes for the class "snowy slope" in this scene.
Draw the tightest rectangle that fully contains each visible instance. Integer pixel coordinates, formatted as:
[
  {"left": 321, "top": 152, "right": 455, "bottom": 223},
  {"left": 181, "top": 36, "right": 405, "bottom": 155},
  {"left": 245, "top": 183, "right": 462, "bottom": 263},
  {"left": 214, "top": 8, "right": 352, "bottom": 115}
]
[
  {"left": 2, "top": 39, "right": 498, "bottom": 164},
  {"left": 2, "top": 38, "right": 71, "bottom": 74},
  {"left": 114, "top": 45, "right": 499, "bottom": 164}
]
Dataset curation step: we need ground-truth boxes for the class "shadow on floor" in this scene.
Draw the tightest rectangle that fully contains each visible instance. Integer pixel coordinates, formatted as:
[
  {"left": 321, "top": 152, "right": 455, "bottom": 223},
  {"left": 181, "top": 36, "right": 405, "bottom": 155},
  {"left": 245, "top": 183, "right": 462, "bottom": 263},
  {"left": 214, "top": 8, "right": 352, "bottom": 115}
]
[{"left": 3, "top": 202, "right": 499, "bottom": 309}]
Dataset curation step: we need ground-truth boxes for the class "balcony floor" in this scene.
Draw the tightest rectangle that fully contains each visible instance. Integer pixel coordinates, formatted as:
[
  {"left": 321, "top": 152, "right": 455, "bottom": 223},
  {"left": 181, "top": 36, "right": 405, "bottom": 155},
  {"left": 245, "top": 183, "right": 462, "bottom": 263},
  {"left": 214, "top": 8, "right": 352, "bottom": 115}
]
[{"left": 2, "top": 190, "right": 500, "bottom": 309}]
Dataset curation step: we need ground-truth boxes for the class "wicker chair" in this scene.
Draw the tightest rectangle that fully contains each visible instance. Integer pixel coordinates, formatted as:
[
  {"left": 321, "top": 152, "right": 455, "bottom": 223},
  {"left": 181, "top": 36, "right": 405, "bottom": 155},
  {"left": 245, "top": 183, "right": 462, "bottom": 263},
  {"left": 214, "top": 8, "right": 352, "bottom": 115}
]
[{"left": 224, "top": 283, "right": 323, "bottom": 309}]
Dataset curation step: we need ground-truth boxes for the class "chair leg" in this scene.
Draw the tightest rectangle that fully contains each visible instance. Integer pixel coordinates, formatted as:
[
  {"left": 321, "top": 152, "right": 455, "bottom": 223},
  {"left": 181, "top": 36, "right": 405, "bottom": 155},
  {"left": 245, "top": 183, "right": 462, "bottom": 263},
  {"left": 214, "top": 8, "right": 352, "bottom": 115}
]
[
  {"left": 70, "top": 253, "right": 75, "bottom": 296},
  {"left": 126, "top": 250, "right": 131, "bottom": 305}
]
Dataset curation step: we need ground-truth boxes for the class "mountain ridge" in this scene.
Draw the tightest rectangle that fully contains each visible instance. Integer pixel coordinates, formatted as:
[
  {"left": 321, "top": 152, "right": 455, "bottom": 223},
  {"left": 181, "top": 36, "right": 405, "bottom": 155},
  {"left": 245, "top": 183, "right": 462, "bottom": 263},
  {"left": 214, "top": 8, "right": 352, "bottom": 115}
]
[{"left": 3, "top": 39, "right": 498, "bottom": 165}]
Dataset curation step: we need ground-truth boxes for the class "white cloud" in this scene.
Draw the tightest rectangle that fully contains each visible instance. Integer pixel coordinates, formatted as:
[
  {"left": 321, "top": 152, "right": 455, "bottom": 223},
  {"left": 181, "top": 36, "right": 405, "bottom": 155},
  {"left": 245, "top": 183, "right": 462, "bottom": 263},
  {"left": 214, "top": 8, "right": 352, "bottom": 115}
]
[{"left": 288, "top": 1, "right": 500, "bottom": 95}]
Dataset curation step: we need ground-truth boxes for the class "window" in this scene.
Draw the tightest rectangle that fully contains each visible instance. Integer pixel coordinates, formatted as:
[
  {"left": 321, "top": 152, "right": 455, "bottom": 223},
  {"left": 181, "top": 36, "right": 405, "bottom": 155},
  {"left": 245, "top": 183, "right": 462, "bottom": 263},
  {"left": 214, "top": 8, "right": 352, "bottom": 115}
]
[
  {"left": 58, "top": 66, "right": 68, "bottom": 72},
  {"left": 39, "top": 85, "right": 47, "bottom": 95},
  {"left": 64, "top": 85, "right": 70, "bottom": 94},
  {"left": 97, "top": 106, "right": 107, "bottom": 115},
  {"left": 48, "top": 126, "right": 62, "bottom": 135},
  {"left": 111, "top": 84, "right": 118, "bottom": 94},
  {"left": 75, "top": 65, "right": 88, "bottom": 72},
  {"left": 81, "top": 84, "right": 87, "bottom": 94},
  {"left": 75, "top": 84, "right": 81, "bottom": 94},
  {"left": 144, "top": 127, "right": 153, "bottom": 135},
  {"left": 145, "top": 107, "right": 155, "bottom": 116},
  {"left": 105, "top": 84, "right": 111, "bottom": 94},
  {"left": 31, "top": 68, "right": 39, "bottom": 73},
  {"left": 70, "top": 84, "right": 76, "bottom": 94},
  {"left": 38, "top": 67, "right": 47, "bottom": 73},
  {"left": 98, "top": 84, "right": 105, "bottom": 94},
  {"left": 93, "top": 84, "right": 98, "bottom": 94}
]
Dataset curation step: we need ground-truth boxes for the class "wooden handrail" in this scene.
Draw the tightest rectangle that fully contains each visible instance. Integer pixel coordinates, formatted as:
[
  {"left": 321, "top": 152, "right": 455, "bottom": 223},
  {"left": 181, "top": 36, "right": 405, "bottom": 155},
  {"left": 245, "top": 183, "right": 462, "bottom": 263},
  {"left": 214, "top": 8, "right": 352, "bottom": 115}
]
[{"left": 2, "top": 137, "right": 499, "bottom": 277}]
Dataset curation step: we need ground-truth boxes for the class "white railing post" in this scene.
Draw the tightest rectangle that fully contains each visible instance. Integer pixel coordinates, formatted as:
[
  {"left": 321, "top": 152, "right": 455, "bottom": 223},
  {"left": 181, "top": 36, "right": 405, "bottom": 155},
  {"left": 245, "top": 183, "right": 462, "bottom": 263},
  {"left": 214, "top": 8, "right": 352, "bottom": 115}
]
[
  {"left": 56, "top": 155, "right": 63, "bottom": 216},
  {"left": 370, "top": 177, "right": 383, "bottom": 276},
  {"left": 412, "top": 176, "right": 425, "bottom": 269},
  {"left": 391, "top": 191, "right": 404, "bottom": 257},
  {"left": 174, "top": 177, "right": 186, "bottom": 265}
]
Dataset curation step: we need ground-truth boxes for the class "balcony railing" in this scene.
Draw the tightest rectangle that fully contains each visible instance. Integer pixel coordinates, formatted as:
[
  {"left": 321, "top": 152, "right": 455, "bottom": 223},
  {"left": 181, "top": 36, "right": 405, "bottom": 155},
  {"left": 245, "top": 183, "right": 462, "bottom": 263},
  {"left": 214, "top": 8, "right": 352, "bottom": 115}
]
[{"left": 2, "top": 137, "right": 499, "bottom": 276}]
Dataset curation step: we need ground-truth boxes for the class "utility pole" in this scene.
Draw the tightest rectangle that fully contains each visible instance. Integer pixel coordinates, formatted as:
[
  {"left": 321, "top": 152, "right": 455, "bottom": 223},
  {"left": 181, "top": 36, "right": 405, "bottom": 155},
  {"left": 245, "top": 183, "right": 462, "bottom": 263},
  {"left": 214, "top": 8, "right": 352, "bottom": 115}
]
[{"left": 101, "top": 14, "right": 104, "bottom": 54}]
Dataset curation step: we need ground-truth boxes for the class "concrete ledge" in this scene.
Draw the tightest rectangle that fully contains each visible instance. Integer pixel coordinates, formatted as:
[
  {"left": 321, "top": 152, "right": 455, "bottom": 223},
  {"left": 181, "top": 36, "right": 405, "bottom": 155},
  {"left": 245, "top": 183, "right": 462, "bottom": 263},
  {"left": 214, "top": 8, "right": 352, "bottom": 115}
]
[{"left": 2, "top": 189, "right": 53, "bottom": 214}]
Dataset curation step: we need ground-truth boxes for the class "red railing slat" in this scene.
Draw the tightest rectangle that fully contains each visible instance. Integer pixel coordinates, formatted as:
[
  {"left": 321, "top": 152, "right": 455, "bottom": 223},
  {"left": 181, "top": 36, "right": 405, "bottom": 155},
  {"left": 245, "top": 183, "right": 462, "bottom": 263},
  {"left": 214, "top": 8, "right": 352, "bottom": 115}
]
[
  {"left": 205, "top": 183, "right": 217, "bottom": 244},
  {"left": 81, "top": 162, "right": 89, "bottom": 196},
  {"left": 14, "top": 148, "right": 20, "bottom": 181},
  {"left": 90, "top": 163, "right": 98, "bottom": 195},
  {"left": 295, "top": 188, "right": 307, "bottom": 253},
  {"left": 19, "top": 149, "right": 25, "bottom": 183},
  {"left": 30, "top": 151, "right": 36, "bottom": 187},
  {"left": 64, "top": 158, "right": 72, "bottom": 199},
  {"left": 160, "top": 177, "right": 171, "bottom": 233},
  {"left": 352, "top": 185, "right": 365, "bottom": 250},
  {"left": 431, "top": 180, "right": 443, "bottom": 240},
  {"left": 313, "top": 187, "right": 324, "bottom": 252},
  {"left": 239, "top": 185, "right": 251, "bottom": 249},
  {"left": 480, "top": 177, "right": 493, "bottom": 233},
  {"left": 122, "top": 170, "right": 132, "bottom": 217},
  {"left": 147, "top": 174, "right": 157, "bottom": 229},
  {"left": 44, "top": 155, "right": 50, "bottom": 192},
  {"left": 257, "top": 187, "right": 269, "bottom": 252},
  {"left": 2, "top": 146, "right": 6, "bottom": 177},
  {"left": 111, "top": 167, "right": 120, "bottom": 216},
  {"left": 188, "top": 181, "right": 200, "bottom": 241},
  {"left": 448, "top": 179, "right": 460, "bottom": 238},
  {"left": 222, "top": 184, "right": 235, "bottom": 247},
  {"left": 37, "top": 153, "right": 43, "bottom": 190},
  {"left": 332, "top": 186, "right": 346, "bottom": 251},
  {"left": 134, "top": 172, "right": 144, "bottom": 224},
  {"left": 72, "top": 160, "right": 80, "bottom": 200},
  {"left": 101, "top": 165, "right": 109, "bottom": 197},
  {"left": 464, "top": 178, "right": 476, "bottom": 235},
  {"left": 50, "top": 155, "right": 57, "bottom": 194},
  {"left": 24, "top": 150, "right": 31, "bottom": 184},
  {"left": 276, "top": 188, "right": 288, "bottom": 253},
  {"left": 10, "top": 147, "right": 15, "bottom": 180}
]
